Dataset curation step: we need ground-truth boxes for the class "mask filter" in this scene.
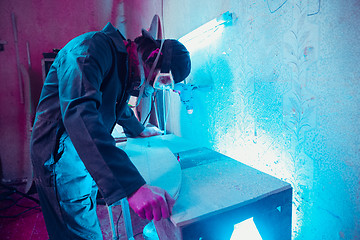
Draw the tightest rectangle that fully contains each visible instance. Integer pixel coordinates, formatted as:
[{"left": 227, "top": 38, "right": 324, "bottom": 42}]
[
  {"left": 153, "top": 72, "right": 174, "bottom": 90},
  {"left": 153, "top": 40, "right": 174, "bottom": 90}
]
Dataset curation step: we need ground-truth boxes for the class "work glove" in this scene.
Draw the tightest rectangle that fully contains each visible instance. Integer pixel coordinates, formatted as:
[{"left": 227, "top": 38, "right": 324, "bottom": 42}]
[{"left": 128, "top": 184, "right": 175, "bottom": 221}]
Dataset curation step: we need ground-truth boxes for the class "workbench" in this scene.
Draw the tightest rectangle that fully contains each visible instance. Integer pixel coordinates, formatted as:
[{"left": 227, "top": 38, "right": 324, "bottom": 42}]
[{"left": 115, "top": 134, "right": 292, "bottom": 240}]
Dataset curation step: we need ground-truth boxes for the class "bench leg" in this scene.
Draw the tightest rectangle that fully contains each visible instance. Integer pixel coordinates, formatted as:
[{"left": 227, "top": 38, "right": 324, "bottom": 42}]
[
  {"left": 121, "top": 198, "right": 135, "bottom": 240},
  {"left": 107, "top": 199, "right": 135, "bottom": 240},
  {"left": 107, "top": 205, "right": 119, "bottom": 240}
]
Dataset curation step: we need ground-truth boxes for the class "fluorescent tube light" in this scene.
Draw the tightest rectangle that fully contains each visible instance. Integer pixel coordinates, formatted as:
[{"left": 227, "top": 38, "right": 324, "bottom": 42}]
[{"left": 178, "top": 11, "right": 234, "bottom": 44}]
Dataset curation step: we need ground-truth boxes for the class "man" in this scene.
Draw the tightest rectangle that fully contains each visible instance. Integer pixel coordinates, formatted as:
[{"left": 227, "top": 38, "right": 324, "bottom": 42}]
[{"left": 30, "top": 22, "right": 191, "bottom": 239}]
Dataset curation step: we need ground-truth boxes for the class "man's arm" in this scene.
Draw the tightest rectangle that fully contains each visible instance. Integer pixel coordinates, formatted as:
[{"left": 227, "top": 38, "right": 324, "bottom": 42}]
[
  {"left": 58, "top": 33, "right": 145, "bottom": 205},
  {"left": 59, "top": 32, "right": 172, "bottom": 220},
  {"left": 117, "top": 104, "right": 145, "bottom": 137},
  {"left": 117, "top": 104, "right": 163, "bottom": 138}
]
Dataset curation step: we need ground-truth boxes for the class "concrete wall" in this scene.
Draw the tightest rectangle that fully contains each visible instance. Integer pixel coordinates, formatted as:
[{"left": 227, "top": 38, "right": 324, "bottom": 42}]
[{"left": 163, "top": 0, "right": 360, "bottom": 239}]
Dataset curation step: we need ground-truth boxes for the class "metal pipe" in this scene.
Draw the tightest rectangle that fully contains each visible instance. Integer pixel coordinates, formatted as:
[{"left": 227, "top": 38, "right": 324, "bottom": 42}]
[
  {"left": 121, "top": 198, "right": 135, "bottom": 240},
  {"left": 11, "top": 12, "right": 24, "bottom": 104},
  {"left": 26, "top": 41, "right": 31, "bottom": 68},
  {"left": 107, "top": 205, "right": 119, "bottom": 240},
  {"left": 163, "top": 88, "right": 166, "bottom": 135}
]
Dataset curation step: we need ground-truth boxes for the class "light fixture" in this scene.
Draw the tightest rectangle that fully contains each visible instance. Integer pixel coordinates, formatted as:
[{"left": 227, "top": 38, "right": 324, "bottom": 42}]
[
  {"left": 230, "top": 217, "right": 263, "bottom": 240},
  {"left": 178, "top": 11, "right": 234, "bottom": 45},
  {"left": 173, "top": 12, "right": 235, "bottom": 113}
]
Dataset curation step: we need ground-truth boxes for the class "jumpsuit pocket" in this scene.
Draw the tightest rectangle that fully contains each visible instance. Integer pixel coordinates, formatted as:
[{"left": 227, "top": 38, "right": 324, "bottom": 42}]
[
  {"left": 54, "top": 132, "right": 93, "bottom": 201},
  {"left": 52, "top": 132, "right": 102, "bottom": 239},
  {"left": 54, "top": 132, "right": 68, "bottom": 164},
  {"left": 43, "top": 133, "right": 69, "bottom": 187}
]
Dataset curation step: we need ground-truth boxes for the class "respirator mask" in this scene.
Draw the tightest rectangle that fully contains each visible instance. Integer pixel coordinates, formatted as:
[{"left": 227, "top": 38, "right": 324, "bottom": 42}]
[
  {"left": 152, "top": 40, "right": 174, "bottom": 90},
  {"left": 135, "top": 39, "right": 174, "bottom": 105}
]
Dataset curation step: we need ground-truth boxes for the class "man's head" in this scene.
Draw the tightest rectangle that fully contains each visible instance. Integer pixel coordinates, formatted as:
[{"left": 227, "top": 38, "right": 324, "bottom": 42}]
[{"left": 134, "top": 30, "right": 191, "bottom": 87}]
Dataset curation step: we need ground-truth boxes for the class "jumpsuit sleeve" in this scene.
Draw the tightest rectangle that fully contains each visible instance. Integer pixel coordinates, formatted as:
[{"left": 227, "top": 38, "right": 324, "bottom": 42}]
[
  {"left": 117, "top": 105, "right": 145, "bottom": 137},
  {"left": 57, "top": 33, "right": 145, "bottom": 205}
]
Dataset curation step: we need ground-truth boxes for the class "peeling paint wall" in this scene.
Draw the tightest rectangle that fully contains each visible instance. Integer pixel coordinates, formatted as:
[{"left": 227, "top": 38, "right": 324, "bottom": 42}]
[{"left": 164, "top": 0, "right": 360, "bottom": 239}]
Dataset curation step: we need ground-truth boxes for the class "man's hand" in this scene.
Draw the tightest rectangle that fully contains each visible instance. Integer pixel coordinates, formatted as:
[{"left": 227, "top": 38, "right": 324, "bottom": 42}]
[
  {"left": 127, "top": 184, "right": 175, "bottom": 221},
  {"left": 139, "top": 126, "right": 163, "bottom": 137}
]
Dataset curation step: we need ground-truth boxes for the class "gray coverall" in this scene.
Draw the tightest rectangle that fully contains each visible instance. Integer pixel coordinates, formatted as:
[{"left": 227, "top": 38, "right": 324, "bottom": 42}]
[{"left": 30, "top": 23, "right": 146, "bottom": 239}]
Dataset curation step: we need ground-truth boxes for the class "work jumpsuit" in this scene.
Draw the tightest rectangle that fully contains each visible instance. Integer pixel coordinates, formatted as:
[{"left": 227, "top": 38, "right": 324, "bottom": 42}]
[{"left": 30, "top": 23, "right": 146, "bottom": 239}]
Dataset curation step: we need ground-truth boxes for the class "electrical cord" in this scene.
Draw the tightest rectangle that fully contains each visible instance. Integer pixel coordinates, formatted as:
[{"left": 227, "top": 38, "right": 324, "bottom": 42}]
[
  {"left": 116, "top": 209, "right": 123, "bottom": 239},
  {"left": 0, "top": 195, "right": 36, "bottom": 210},
  {"left": 133, "top": 231, "right": 143, "bottom": 238},
  {"left": 114, "top": 207, "right": 144, "bottom": 239},
  {"left": 0, "top": 185, "right": 41, "bottom": 218},
  {"left": 142, "top": 93, "right": 157, "bottom": 126},
  {"left": 0, "top": 205, "right": 41, "bottom": 218}
]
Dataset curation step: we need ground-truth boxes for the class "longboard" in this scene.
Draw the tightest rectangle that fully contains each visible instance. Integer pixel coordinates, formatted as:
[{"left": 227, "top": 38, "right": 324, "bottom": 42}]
[{"left": 120, "top": 134, "right": 182, "bottom": 199}]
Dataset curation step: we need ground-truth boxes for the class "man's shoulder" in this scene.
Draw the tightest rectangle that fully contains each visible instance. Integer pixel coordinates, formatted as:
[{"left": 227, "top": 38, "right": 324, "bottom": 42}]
[
  {"left": 100, "top": 23, "right": 127, "bottom": 53},
  {"left": 59, "top": 23, "right": 127, "bottom": 56}
]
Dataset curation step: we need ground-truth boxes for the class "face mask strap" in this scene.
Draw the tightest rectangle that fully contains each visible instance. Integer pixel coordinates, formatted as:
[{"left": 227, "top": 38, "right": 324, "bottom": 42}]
[
  {"left": 152, "top": 40, "right": 175, "bottom": 90},
  {"left": 160, "top": 40, "right": 172, "bottom": 74},
  {"left": 137, "top": 51, "right": 146, "bottom": 91},
  {"left": 136, "top": 39, "right": 165, "bottom": 106}
]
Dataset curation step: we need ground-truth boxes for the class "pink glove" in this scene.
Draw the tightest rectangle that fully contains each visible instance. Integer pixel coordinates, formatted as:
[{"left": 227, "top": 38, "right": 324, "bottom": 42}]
[{"left": 128, "top": 184, "right": 175, "bottom": 221}]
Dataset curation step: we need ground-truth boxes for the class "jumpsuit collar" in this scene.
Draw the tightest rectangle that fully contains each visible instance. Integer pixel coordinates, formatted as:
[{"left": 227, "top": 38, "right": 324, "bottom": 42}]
[{"left": 101, "top": 22, "right": 127, "bottom": 53}]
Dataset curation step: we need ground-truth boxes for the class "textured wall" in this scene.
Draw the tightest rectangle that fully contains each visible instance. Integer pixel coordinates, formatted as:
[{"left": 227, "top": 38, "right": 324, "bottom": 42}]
[
  {"left": 0, "top": 0, "right": 112, "bottom": 186},
  {"left": 0, "top": 0, "right": 114, "bottom": 185},
  {"left": 0, "top": 0, "right": 161, "bottom": 185},
  {"left": 165, "top": 0, "right": 360, "bottom": 239}
]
